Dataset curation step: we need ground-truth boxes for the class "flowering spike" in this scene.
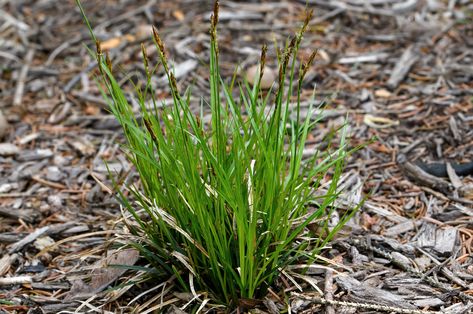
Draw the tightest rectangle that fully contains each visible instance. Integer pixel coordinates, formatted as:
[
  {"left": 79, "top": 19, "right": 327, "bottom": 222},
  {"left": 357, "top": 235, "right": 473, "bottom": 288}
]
[
  {"left": 95, "top": 39, "right": 102, "bottom": 56},
  {"left": 95, "top": 40, "right": 104, "bottom": 75},
  {"left": 302, "top": 9, "right": 313, "bottom": 33},
  {"left": 212, "top": 0, "right": 219, "bottom": 29},
  {"left": 300, "top": 49, "right": 318, "bottom": 82},
  {"left": 141, "top": 43, "right": 149, "bottom": 77},
  {"left": 105, "top": 52, "right": 112, "bottom": 72},
  {"left": 152, "top": 26, "right": 165, "bottom": 55},
  {"left": 152, "top": 25, "right": 169, "bottom": 73},
  {"left": 209, "top": 0, "right": 219, "bottom": 49},
  {"left": 278, "top": 37, "right": 296, "bottom": 86},
  {"left": 144, "top": 118, "right": 157, "bottom": 142},
  {"left": 259, "top": 44, "right": 267, "bottom": 80}
]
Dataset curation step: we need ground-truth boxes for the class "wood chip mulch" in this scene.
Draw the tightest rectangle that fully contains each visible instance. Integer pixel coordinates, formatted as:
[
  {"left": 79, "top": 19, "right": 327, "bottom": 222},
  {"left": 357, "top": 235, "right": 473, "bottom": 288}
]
[{"left": 0, "top": 0, "right": 472, "bottom": 313}]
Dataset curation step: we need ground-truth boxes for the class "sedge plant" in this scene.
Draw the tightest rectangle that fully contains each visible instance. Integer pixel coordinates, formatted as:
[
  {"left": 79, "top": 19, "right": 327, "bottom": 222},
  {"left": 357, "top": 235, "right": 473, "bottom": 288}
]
[{"left": 78, "top": 0, "right": 363, "bottom": 309}]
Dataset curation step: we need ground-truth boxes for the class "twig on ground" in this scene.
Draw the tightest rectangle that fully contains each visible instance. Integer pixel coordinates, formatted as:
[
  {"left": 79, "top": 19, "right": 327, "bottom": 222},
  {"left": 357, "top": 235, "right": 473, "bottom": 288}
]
[
  {"left": 323, "top": 269, "right": 335, "bottom": 314},
  {"left": 8, "top": 226, "right": 49, "bottom": 254},
  {"left": 292, "top": 292, "right": 439, "bottom": 314},
  {"left": 13, "top": 48, "right": 35, "bottom": 106}
]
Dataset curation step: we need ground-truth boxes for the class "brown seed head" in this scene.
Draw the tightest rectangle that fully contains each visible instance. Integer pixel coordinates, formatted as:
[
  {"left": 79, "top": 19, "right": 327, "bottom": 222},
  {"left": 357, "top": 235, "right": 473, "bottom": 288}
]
[
  {"left": 209, "top": 15, "right": 216, "bottom": 42},
  {"left": 301, "top": 49, "right": 318, "bottom": 82},
  {"left": 306, "top": 49, "right": 317, "bottom": 67},
  {"left": 259, "top": 44, "right": 267, "bottom": 79},
  {"left": 170, "top": 73, "right": 180, "bottom": 98},
  {"left": 278, "top": 63, "right": 284, "bottom": 86},
  {"left": 141, "top": 43, "right": 149, "bottom": 75},
  {"left": 152, "top": 26, "right": 169, "bottom": 73},
  {"left": 288, "top": 36, "right": 296, "bottom": 52},
  {"left": 152, "top": 26, "right": 166, "bottom": 57},
  {"left": 212, "top": 0, "right": 219, "bottom": 29},
  {"left": 95, "top": 40, "right": 102, "bottom": 56},
  {"left": 105, "top": 52, "right": 112, "bottom": 72},
  {"left": 303, "top": 9, "right": 313, "bottom": 33},
  {"left": 210, "top": 1, "right": 219, "bottom": 43},
  {"left": 196, "top": 114, "right": 201, "bottom": 126},
  {"left": 95, "top": 40, "right": 104, "bottom": 75},
  {"left": 144, "top": 118, "right": 157, "bottom": 141},
  {"left": 279, "top": 39, "right": 295, "bottom": 80}
]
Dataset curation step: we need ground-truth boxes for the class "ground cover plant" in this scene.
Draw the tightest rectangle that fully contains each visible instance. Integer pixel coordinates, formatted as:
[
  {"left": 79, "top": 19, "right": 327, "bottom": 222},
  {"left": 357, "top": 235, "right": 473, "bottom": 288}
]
[{"left": 77, "top": 0, "right": 363, "bottom": 310}]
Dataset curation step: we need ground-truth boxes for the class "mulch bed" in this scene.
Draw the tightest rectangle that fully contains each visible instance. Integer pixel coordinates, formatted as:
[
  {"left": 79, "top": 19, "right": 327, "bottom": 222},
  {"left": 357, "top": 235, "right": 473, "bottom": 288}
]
[{"left": 0, "top": 0, "right": 472, "bottom": 313}]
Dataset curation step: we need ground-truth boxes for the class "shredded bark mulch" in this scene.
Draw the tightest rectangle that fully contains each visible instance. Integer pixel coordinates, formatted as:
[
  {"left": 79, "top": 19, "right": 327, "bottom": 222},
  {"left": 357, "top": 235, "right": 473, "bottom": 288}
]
[{"left": 0, "top": 0, "right": 472, "bottom": 313}]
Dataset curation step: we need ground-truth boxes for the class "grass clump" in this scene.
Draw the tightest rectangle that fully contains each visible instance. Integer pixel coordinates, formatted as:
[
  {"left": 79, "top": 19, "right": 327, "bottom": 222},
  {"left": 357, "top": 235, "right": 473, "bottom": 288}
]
[{"left": 78, "top": 0, "right": 363, "bottom": 310}]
